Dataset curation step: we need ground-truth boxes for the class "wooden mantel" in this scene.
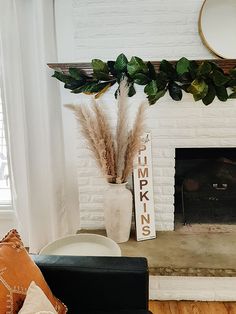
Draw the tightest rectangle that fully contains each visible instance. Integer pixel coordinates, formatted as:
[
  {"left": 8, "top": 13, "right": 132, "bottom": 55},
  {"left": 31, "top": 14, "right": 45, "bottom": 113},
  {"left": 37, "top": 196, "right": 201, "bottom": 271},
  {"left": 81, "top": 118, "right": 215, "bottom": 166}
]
[{"left": 48, "top": 59, "right": 236, "bottom": 75}]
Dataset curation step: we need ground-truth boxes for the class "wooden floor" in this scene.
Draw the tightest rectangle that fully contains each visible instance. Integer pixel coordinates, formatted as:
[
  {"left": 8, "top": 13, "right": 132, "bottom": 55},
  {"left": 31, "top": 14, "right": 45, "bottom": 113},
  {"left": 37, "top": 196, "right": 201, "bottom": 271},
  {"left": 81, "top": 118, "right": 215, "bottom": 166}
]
[{"left": 149, "top": 301, "right": 236, "bottom": 314}]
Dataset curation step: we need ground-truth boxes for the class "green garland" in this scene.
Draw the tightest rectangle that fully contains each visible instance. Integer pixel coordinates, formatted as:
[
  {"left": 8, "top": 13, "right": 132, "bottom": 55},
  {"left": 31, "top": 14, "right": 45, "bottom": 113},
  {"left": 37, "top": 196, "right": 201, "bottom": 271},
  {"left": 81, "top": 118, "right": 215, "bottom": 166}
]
[{"left": 52, "top": 53, "right": 236, "bottom": 105}]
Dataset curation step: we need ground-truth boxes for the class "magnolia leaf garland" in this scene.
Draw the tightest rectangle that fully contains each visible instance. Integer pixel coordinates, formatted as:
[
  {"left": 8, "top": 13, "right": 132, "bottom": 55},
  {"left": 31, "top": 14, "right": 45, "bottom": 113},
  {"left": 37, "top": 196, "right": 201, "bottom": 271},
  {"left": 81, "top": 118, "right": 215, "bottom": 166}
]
[{"left": 52, "top": 54, "right": 236, "bottom": 106}]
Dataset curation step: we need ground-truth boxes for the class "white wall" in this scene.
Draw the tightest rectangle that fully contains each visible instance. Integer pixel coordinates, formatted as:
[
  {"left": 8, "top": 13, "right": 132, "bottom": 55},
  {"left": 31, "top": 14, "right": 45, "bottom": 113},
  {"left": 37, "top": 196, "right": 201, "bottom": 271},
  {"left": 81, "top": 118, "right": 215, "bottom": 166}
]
[
  {"left": 55, "top": 0, "right": 212, "bottom": 62},
  {"left": 54, "top": 0, "right": 236, "bottom": 230}
]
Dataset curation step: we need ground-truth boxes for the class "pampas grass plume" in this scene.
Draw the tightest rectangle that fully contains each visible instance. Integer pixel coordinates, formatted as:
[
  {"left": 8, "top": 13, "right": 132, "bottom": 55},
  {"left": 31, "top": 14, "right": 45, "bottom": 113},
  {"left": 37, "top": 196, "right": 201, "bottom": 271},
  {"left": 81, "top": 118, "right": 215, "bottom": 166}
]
[{"left": 65, "top": 80, "right": 147, "bottom": 183}]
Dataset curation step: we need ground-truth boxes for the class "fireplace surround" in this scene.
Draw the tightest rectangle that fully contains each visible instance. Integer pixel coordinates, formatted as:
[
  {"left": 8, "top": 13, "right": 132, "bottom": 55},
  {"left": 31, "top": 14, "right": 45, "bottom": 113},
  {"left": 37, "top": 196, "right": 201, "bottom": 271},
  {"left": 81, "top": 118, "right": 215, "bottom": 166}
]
[
  {"left": 150, "top": 101, "right": 236, "bottom": 231},
  {"left": 73, "top": 92, "right": 236, "bottom": 231}
]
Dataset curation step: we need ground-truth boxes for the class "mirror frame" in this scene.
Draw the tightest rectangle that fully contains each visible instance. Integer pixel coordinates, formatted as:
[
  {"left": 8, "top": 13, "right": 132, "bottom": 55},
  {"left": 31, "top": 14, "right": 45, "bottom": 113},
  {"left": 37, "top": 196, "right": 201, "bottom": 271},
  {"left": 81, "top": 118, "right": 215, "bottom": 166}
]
[{"left": 198, "top": 0, "right": 236, "bottom": 59}]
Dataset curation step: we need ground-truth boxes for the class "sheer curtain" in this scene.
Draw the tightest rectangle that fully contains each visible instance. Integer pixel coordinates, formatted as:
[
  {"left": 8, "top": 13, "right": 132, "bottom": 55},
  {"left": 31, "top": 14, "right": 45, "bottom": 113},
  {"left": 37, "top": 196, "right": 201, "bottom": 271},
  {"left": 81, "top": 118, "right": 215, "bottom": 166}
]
[{"left": 0, "top": 0, "right": 78, "bottom": 252}]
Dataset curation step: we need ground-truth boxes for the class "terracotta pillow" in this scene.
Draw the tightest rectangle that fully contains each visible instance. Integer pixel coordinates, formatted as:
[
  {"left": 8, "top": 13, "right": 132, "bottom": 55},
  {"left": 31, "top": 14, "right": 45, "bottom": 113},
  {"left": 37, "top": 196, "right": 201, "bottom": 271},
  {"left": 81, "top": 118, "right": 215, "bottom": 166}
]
[{"left": 0, "top": 229, "right": 67, "bottom": 314}]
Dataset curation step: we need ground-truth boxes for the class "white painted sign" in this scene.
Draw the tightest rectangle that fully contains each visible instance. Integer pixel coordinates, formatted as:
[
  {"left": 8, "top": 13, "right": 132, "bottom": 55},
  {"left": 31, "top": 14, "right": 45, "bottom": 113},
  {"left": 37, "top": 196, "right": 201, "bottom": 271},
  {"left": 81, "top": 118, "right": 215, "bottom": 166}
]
[{"left": 133, "top": 132, "right": 156, "bottom": 241}]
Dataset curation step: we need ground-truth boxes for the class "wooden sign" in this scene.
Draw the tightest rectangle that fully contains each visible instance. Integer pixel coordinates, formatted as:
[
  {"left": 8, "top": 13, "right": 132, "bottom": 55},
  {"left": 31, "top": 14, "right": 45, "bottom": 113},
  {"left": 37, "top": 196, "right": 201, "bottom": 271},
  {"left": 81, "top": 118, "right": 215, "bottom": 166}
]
[{"left": 133, "top": 132, "right": 156, "bottom": 241}]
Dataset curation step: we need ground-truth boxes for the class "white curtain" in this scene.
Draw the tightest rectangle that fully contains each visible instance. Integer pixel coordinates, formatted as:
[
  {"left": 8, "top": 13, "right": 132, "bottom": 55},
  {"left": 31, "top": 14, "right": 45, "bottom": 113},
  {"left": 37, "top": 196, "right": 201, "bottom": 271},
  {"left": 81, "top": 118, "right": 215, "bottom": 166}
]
[{"left": 0, "top": 0, "right": 78, "bottom": 252}]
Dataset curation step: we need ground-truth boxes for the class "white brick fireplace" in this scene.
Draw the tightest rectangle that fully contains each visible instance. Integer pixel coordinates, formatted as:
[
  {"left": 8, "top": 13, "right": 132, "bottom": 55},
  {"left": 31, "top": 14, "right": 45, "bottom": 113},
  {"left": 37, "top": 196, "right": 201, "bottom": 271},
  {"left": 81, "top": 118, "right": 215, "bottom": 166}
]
[
  {"left": 54, "top": 0, "right": 236, "bottom": 230},
  {"left": 77, "top": 92, "right": 236, "bottom": 231}
]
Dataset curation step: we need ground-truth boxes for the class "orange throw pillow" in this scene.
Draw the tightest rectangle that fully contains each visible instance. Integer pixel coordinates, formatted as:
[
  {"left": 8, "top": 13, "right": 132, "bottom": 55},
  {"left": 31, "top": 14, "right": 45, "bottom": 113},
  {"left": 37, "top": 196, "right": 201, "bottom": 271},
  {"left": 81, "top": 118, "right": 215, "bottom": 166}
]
[{"left": 0, "top": 229, "right": 67, "bottom": 314}]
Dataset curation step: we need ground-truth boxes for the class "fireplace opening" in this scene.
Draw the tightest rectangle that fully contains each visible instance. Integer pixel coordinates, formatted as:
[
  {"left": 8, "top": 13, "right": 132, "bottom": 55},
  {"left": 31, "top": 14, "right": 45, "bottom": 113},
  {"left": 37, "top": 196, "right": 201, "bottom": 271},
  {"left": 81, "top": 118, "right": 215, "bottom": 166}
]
[{"left": 174, "top": 148, "right": 236, "bottom": 225}]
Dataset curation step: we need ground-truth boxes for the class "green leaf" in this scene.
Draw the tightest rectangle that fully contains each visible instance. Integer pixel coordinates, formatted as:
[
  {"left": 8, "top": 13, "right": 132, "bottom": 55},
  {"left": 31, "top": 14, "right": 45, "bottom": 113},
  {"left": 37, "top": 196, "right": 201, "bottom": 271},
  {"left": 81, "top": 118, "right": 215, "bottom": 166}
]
[
  {"left": 144, "top": 80, "right": 158, "bottom": 96},
  {"left": 168, "top": 82, "right": 183, "bottom": 101},
  {"left": 88, "top": 82, "right": 112, "bottom": 93},
  {"left": 227, "top": 79, "right": 236, "bottom": 87},
  {"left": 52, "top": 71, "right": 75, "bottom": 84},
  {"left": 70, "top": 83, "right": 91, "bottom": 94},
  {"left": 187, "top": 79, "right": 208, "bottom": 101},
  {"left": 92, "top": 59, "right": 109, "bottom": 73},
  {"left": 52, "top": 71, "right": 83, "bottom": 90},
  {"left": 176, "top": 57, "right": 190, "bottom": 75},
  {"left": 71, "top": 82, "right": 110, "bottom": 94},
  {"left": 127, "top": 56, "right": 148, "bottom": 77},
  {"left": 133, "top": 73, "right": 150, "bottom": 85},
  {"left": 128, "top": 83, "right": 136, "bottom": 97},
  {"left": 229, "top": 92, "right": 236, "bottom": 99},
  {"left": 209, "top": 62, "right": 222, "bottom": 73},
  {"left": 181, "top": 84, "right": 191, "bottom": 93},
  {"left": 95, "top": 83, "right": 112, "bottom": 99},
  {"left": 64, "top": 81, "right": 84, "bottom": 90},
  {"left": 144, "top": 80, "right": 166, "bottom": 105},
  {"left": 147, "top": 61, "right": 156, "bottom": 80},
  {"left": 67, "top": 68, "right": 87, "bottom": 89},
  {"left": 160, "top": 60, "right": 176, "bottom": 79},
  {"left": 178, "top": 72, "right": 191, "bottom": 83},
  {"left": 147, "top": 90, "right": 166, "bottom": 105},
  {"left": 114, "top": 88, "right": 119, "bottom": 99},
  {"left": 229, "top": 68, "right": 236, "bottom": 79},
  {"left": 189, "top": 60, "right": 198, "bottom": 79},
  {"left": 114, "top": 53, "right": 128, "bottom": 73},
  {"left": 94, "top": 72, "right": 111, "bottom": 81},
  {"left": 156, "top": 72, "right": 168, "bottom": 90},
  {"left": 69, "top": 68, "right": 85, "bottom": 80},
  {"left": 197, "top": 61, "right": 212, "bottom": 76},
  {"left": 212, "top": 70, "right": 229, "bottom": 86},
  {"left": 107, "top": 61, "right": 116, "bottom": 76},
  {"left": 202, "top": 84, "right": 216, "bottom": 105},
  {"left": 92, "top": 59, "right": 109, "bottom": 80},
  {"left": 215, "top": 86, "right": 228, "bottom": 101}
]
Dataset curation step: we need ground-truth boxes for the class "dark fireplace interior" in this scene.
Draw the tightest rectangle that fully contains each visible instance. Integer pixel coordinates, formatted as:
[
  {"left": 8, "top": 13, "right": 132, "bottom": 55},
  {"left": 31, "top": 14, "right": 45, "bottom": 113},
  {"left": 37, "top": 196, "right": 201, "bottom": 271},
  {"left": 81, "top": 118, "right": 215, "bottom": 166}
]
[{"left": 175, "top": 148, "right": 236, "bottom": 225}]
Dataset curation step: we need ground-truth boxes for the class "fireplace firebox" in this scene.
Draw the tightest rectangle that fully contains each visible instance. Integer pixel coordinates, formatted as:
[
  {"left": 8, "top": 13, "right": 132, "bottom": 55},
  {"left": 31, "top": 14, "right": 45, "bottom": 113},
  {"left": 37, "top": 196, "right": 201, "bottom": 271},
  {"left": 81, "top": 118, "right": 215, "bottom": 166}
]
[{"left": 175, "top": 148, "right": 236, "bottom": 224}]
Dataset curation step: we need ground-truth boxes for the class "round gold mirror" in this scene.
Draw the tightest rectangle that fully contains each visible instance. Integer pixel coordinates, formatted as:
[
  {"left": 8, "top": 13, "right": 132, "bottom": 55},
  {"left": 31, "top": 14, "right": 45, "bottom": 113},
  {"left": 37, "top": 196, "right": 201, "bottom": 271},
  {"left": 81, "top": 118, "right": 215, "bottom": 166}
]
[{"left": 199, "top": 0, "right": 236, "bottom": 59}]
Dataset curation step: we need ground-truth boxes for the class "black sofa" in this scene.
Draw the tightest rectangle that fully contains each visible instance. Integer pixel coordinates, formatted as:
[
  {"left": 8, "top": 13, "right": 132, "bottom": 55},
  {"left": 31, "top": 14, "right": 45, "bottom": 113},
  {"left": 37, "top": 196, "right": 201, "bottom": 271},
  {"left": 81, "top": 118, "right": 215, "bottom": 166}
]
[{"left": 33, "top": 255, "right": 152, "bottom": 314}]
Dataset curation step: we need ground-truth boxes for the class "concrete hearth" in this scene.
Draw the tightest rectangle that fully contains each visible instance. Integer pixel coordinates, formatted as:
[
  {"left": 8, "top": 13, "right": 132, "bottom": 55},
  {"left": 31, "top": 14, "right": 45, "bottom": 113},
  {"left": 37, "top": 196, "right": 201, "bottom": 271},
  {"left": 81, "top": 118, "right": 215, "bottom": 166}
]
[
  {"left": 120, "top": 231, "right": 236, "bottom": 277},
  {"left": 79, "top": 229, "right": 236, "bottom": 277}
]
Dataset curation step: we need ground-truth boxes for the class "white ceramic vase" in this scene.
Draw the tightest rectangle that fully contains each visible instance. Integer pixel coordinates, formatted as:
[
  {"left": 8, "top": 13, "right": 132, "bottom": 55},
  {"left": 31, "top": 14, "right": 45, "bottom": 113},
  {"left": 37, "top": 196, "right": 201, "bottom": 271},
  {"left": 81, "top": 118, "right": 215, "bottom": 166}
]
[{"left": 104, "top": 182, "right": 133, "bottom": 243}]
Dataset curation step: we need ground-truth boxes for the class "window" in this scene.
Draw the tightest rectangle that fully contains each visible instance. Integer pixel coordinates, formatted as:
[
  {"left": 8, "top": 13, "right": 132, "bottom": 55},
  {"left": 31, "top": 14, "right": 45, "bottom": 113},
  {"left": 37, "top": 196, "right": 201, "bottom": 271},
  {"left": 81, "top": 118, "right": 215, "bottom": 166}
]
[{"left": 0, "top": 87, "right": 12, "bottom": 207}]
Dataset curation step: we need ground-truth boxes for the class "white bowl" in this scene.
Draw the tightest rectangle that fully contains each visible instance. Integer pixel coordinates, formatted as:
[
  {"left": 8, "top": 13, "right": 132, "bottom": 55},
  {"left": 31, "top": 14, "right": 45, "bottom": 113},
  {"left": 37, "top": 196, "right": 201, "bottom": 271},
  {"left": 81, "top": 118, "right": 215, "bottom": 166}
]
[{"left": 39, "top": 233, "right": 121, "bottom": 257}]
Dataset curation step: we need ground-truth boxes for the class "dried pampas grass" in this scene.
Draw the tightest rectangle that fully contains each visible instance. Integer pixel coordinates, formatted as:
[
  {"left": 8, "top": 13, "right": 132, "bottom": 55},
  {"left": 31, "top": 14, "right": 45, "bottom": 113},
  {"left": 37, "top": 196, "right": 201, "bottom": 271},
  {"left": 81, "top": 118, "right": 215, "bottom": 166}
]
[
  {"left": 91, "top": 100, "right": 117, "bottom": 180},
  {"left": 116, "top": 80, "right": 129, "bottom": 183},
  {"left": 122, "top": 102, "right": 147, "bottom": 182},
  {"left": 66, "top": 79, "right": 147, "bottom": 183}
]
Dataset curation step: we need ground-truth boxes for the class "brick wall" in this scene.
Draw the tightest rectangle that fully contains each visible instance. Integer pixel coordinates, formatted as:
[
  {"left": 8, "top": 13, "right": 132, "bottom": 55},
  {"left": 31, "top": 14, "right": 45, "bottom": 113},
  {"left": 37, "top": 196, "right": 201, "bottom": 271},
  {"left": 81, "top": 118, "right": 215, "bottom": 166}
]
[
  {"left": 78, "top": 91, "right": 236, "bottom": 230},
  {"left": 55, "top": 0, "right": 236, "bottom": 230}
]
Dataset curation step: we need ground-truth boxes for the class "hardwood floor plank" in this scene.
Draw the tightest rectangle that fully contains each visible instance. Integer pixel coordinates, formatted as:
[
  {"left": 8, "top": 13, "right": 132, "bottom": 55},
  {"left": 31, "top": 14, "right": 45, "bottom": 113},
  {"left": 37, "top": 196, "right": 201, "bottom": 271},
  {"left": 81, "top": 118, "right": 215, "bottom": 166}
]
[
  {"left": 177, "top": 301, "right": 206, "bottom": 314},
  {"left": 191, "top": 302, "right": 209, "bottom": 314},
  {"left": 195, "top": 302, "right": 211, "bottom": 314},
  {"left": 149, "top": 301, "right": 160, "bottom": 314},
  {"left": 148, "top": 301, "right": 236, "bottom": 314},
  {"left": 149, "top": 301, "right": 171, "bottom": 314},
  {"left": 149, "top": 301, "right": 163, "bottom": 314},
  {"left": 207, "top": 301, "right": 228, "bottom": 314},
  {"left": 177, "top": 301, "right": 191, "bottom": 314},
  {"left": 224, "top": 302, "right": 236, "bottom": 314},
  {"left": 169, "top": 301, "right": 180, "bottom": 314}
]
